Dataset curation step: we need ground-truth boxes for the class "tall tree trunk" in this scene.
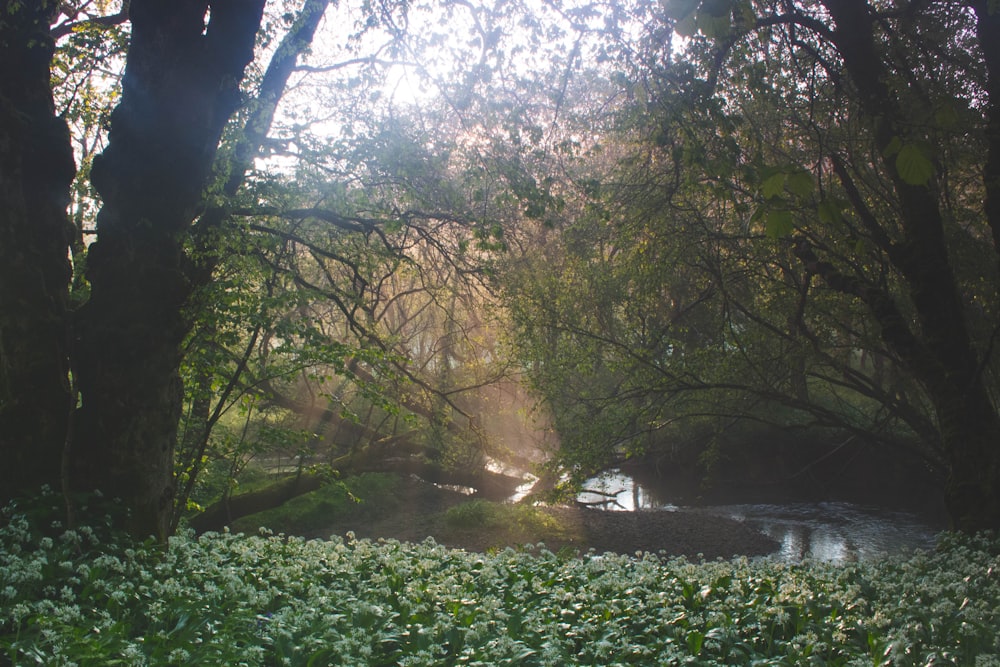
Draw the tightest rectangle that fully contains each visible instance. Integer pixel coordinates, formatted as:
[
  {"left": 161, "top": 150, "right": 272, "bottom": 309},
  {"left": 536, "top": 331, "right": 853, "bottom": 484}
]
[
  {"left": 812, "top": 0, "right": 1000, "bottom": 531},
  {"left": 0, "top": 1, "right": 76, "bottom": 500},
  {"left": 71, "top": 0, "right": 265, "bottom": 540}
]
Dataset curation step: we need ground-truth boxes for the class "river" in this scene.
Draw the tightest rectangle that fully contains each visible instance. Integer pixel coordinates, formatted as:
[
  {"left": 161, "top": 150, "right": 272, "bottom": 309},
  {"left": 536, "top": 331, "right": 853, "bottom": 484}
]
[{"left": 579, "top": 470, "right": 947, "bottom": 563}]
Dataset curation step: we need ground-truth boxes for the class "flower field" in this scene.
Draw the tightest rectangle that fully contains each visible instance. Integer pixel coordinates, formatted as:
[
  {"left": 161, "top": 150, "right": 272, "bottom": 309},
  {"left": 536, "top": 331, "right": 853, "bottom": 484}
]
[{"left": 2, "top": 503, "right": 999, "bottom": 666}]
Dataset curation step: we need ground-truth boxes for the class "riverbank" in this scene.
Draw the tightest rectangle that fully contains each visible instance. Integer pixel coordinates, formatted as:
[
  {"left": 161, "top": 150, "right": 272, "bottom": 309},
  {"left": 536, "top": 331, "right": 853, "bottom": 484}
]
[
  {"left": 6, "top": 514, "right": 999, "bottom": 666},
  {"left": 231, "top": 473, "right": 781, "bottom": 559},
  {"left": 463, "top": 505, "right": 781, "bottom": 559}
]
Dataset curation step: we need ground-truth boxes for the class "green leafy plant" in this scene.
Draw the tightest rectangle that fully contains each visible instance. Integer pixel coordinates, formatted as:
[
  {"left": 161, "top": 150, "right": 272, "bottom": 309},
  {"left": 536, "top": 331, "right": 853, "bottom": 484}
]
[{"left": 4, "top": 494, "right": 998, "bottom": 666}]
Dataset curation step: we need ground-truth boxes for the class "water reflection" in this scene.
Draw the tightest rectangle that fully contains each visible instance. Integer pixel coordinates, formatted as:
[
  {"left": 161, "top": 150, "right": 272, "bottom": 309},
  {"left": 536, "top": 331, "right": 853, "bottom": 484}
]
[
  {"left": 579, "top": 470, "right": 942, "bottom": 563},
  {"left": 577, "top": 470, "right": 680, "bottom": 511},
  {"left": 703, "top": 502, "right": 939, "bottom": 563}
]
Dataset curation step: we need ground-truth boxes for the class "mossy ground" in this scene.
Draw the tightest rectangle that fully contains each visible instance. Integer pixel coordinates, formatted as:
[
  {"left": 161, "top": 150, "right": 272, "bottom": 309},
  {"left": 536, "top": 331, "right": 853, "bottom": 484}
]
[{"left": 222, "top": 473, "right": 778, "bottom": 559}]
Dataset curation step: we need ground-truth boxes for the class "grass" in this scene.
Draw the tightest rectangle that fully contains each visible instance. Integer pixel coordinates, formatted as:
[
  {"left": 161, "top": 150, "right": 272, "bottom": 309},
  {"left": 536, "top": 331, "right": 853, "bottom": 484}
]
[
  {"left": 2, "top": 493, "right": 1000, "bottom": 666},
  {"left": 223, "top": 473, "right": 578, "bottom": 552},
  {"left": 228, "top": 472, "right": 403, "bottom": 536},
  {"left": 442, "top": 499, "right": 574, "bottom": 549}
]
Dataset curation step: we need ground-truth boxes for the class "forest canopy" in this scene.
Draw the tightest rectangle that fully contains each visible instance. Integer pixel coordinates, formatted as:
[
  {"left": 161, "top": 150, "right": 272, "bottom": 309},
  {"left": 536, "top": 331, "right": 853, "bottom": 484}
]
[{"left": 0, "top": 0, "right": 998, "bottom": 536}]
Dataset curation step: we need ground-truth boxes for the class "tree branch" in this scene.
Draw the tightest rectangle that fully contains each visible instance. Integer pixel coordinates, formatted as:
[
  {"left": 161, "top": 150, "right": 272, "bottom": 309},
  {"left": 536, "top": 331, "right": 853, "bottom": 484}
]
[{"left": 51, "top": 0, "right": 130, "bottom": 40}]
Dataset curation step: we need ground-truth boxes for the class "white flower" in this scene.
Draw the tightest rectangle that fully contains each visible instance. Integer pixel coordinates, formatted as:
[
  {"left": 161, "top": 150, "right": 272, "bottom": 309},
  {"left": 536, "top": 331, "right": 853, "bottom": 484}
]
[{"left": 167, "top": 648, "right": 190, "bottom": 662}]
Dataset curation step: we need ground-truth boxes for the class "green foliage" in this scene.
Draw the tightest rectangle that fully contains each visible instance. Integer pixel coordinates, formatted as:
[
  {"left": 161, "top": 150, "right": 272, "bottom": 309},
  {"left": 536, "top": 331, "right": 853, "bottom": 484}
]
[
  {"left": 764, "top": 208, "right": 794, "bottom": 239},
  {"left": 230, "top": 473, "right": 400, "bottom": 535},
  {"left": 500, "top": 0, "right": 999, "bottom": 488},
  {"left": 3, "top": 497, "right": 1000, "bottom": 665},
  {"left": 443, "top": 500, "right": 566, "bottom": 546},
  {"left": 174, "top": 187, "right": 410, "bottom": 518},
  {"left": 894, "top": 143, "right": 936, "bottom": 186}
]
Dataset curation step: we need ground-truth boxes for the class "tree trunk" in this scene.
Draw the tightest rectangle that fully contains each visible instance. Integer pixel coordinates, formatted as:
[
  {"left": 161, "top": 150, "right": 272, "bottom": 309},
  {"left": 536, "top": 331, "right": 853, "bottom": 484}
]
[
  {"left": 71, "top": 0, "right": 265, "bottom": 540},
  {"left": 0, "top": 1, "right": 76, "bottom": 500},
  {"left": 188, "top": 471, "right": 327, "bottom": 533},
  {"left": 813, "top": 0, "right": 1000, "bottom": 531},
  {"left": 938, "top": 395, "right": 1000, "bottom": 533}
]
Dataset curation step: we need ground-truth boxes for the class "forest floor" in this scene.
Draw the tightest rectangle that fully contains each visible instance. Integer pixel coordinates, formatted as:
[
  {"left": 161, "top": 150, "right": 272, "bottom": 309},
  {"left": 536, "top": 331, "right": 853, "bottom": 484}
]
[{"left": 299, "top": 475, "right": 780, "bottom": 560}]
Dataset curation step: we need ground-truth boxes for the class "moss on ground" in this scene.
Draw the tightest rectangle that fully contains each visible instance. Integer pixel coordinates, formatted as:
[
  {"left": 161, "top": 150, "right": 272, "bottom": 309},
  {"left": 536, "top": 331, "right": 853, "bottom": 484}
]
[{"left": 229, "top": 472, "right": 404, "bottom": 535}]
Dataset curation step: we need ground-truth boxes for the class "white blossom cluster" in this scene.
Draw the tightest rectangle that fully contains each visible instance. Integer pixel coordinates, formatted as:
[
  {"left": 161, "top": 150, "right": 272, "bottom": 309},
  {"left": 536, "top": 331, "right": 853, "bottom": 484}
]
[{"left": 1, "top": 503, "right": 998, "bottom": 666}]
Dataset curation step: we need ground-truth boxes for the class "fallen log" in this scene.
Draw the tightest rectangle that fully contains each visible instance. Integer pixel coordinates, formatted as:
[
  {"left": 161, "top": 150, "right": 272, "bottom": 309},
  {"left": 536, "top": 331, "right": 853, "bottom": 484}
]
[
  {"left": 353, "top": 459, "right": 524, "bottom": 501},
  {"left": 187, "top": 471, "right": 324, "bottom": 533},
  {"left": 187, "top": 458, "right": 526, "bottom": 533}
]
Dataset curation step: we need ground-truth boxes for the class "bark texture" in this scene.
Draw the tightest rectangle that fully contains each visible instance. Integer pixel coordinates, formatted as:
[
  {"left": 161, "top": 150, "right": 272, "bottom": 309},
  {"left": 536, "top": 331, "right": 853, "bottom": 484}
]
[
  {"left": 72, "top": 0, "right": 265, "bottom": 540},
  {"left": 810, "top": 0, "right": 1000, "bottom": 531},
  {"left": 0, "top": 1, "right": 76, "bottom": 499}
]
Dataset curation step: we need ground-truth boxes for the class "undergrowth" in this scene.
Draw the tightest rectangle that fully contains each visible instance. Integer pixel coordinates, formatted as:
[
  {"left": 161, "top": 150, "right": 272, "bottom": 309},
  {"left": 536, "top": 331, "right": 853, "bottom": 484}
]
[
  {"left": 229, "top": 472, "right": 400, "bottom": 536},
  {"left": 2, "top": 495, "right": 999, "bottom": 666}
]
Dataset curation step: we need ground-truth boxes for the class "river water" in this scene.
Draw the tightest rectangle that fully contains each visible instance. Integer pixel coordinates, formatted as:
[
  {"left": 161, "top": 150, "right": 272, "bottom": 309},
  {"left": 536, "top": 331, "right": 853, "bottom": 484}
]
[{"left": 578, "top": 470, "right": 946, "bottom": 563}]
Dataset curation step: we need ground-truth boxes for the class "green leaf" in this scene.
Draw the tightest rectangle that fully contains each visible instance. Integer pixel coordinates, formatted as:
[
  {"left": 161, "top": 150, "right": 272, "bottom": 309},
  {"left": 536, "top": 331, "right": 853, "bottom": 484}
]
[
  {"left": 895, "top": 143, "right": 935, "bottom": 185},
  {"left": 817, "top": 199, "right": 842, "bottom": 224},
  {"left": 662, "top": 0, "right": 700, "bottom": 20},
  {"left": 882, "top": 136, "right": 903, "bottom": 157},
  {"left": 934, "top": 103, "right": 959, "bottom": 129},
  {"left": 734, "top": 0, "right": 756, "bottom": 23},
  {"left": 786, "top": 170, "right": 813, "bottom": 198},
  {"left": 696, "top": 9, "right": 731, "bottom": 38},
  {"left": 687, "top": 630, "right": 705, "bottom": 655},
  {"left": 765, "top": 209, "right": 794, "bottom": 238},
  {"left": 761, "top": 172, "right": 786, "bottom": 199},
  {"left": 675, "top": 12, "right": 699, "bottom": 36},
  {"left": 701, "top": 0, "right": 732, "bottom": 17}
]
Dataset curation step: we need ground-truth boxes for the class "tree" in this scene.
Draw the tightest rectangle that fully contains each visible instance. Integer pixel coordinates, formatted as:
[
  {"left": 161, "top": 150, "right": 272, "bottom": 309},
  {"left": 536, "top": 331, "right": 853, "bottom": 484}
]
[
  {"left": 0, "top": 0, "right": 569, "bottom": 539},
  {"left": 170, "top": 0, "right": 589, "bottom": 517},
  {"left": 1, "top": 0, "right": 279, "bottom": 540},
  {"left": 72, "top": 0, "right": 274, "bottom": 540},
  {"left": 174, "top": 114, "right": 540, "bottom": 523},
  {"left": 685, "top": 0, "right": 1000, "bottom": 531},
  {"left": 0, "top": 0, "right": 77, "bottom": 501},
  {"left": 505, "top": 0, "right": 1000, "bottom": 531}
]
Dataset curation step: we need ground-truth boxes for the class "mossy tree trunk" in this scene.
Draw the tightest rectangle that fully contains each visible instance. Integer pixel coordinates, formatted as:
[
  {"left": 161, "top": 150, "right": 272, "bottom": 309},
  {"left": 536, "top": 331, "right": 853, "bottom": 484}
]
[{"left": 71, "top": 0, "right": 265, "bottom": 540}]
